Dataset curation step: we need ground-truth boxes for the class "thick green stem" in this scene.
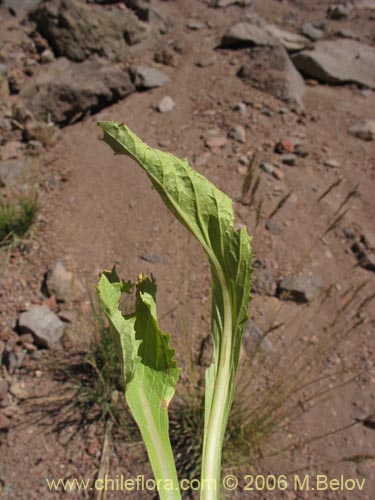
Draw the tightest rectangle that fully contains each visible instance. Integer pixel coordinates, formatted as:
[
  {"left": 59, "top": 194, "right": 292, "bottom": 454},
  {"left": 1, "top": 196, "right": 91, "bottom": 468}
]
[{"left": 200, "top": 290, "right": 233, "bottom": 500}]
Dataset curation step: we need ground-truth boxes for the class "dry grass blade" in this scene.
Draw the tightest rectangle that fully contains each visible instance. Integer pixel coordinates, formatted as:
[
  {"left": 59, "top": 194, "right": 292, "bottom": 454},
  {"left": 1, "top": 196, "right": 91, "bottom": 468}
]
[
  {"left": 267, "top": 189, "right": 293, "bottom": 220},
  {"left": 316, "top": 178, "right": 343, "bottom": 204},
  {"left": 241, "top": 150, "right": 260, "bottom": 203}
]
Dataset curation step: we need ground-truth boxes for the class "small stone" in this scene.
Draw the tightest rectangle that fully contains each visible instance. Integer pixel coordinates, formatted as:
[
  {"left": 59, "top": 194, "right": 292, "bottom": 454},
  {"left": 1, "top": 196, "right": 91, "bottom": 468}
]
[
  {"left": 24, "top": 121, "right": 57, "bottom": 147},
  {"left": 0, "top": 412, "right": 11, "bottom": 430},
  {"left": 133, "top": 66, "right": 169, "bottom": 89},
  {"left": 239, "top": 155, "right": 249, "bottom": 166},
  {"left": 343, "top": 227, "right": 356, "bottom": 240},
  {"left": 348, "top": 120, "right": 375, "bottom": 141},
  {"left": 40, "top": 48, "right": 55, "bottom": 64},
  {"left": 5, "top": 349, "right": 27, "bottom": 374},
  {"left": 58, "top": 310, "right": 78, "bottom": 323},
  {"left": 194, "top": 152, "right": 211, "bottom": 167},
  {"left": 242, "top": 320, "right": 274, "bottom": 354},
  {"left": 361, "top": 232, "right": 375, "bottom": 250},
  {"left": 9, "top": 380, "right": 28, "bottom": 400},
  {"left": 234, "top": 102, "right": 247, "bottom": 115},
  {"left": 140, "top": 253, "right": 162, "bottom": 263},
  {"left": 157, "top": 96, "right": 175, "bottom": 113},
  {"left": 324, "top": 158, "right": 340, "bottom": 168},
  {"left": 228, "top": 125, "right": 246, "bottom": 143},
  {"left": 46, "top": 262, "right": 85, "bottom": 303},
  {"left": 275, "top": 138, "right": 296, "bottom": 154},
  {"left": 278, "top": 275, "right": 324, "bottom": 303},
  {"left": 194, "top": 52, "right": 216, "bottom": 68},
  {"left": 252, "top": 269, "right": 277, "bottom": 296},
  {"left": 301, "top": 22, "right": 324, "bottom": 42},
  {"left": 260, "top": 162, "right": 274, "bottom": 174},
  {"left": 272, "top": 168, "right": 284, "bottom": 180},
  {"left": 265, "top": 220, "right": 282, "bottom": 235},
  {"left": 327, "top": 4, "right": 352, "bottom": 19},
  {"left": 206, "top": 135, "right": 227, "bottom": 149},
  {"left": 281, "top": 154, "right": 297, "bottom": 166},
  {"left": 186, "top": 19, "right": 206, "bottom": 30},
  {"left": 18, "top": 305, "right": 65, "bottom": 348}
]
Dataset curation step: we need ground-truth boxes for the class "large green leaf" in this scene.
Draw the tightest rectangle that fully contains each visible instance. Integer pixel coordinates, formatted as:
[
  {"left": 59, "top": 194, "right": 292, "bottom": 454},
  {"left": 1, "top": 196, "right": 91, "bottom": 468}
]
[
  {"left": 97, "top": 270, "right": 181, "bottom": 500},
  {"left": 98, "top": 122, "right": 252, "bottom": 500}
]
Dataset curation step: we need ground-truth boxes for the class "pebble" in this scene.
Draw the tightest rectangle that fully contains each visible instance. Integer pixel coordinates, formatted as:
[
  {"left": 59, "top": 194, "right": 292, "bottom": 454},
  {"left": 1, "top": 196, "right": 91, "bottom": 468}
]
[
  {"left": 157, "top": 95, "right": 175, "bottom": 113},
  {"left": 242, "top": 320, "right": 275, "bottom": 354},
  {"left": 9, "top": 380, "right": 28, "bottom": 400},
  {"left": 40, "top": 48, "right": 55, "bottom": 63},
  {"left": 140, "top": 253, "right": 162, "bottom": 263},
  {"left": 348, "top": 119, "right": 375, "bottom": 141},
  {"left": 206, "top": 135, "right": 227, "bottom": 149},
  {"left": 234, "top": 102, "right": 247, "bottom": 115},
  {"left": 186, "top": 20, "right": 207, "bottom": 30},
  {"left": 18, "top": 305, "right": 65, "bottom": 349},
  {"left": 133, "top": 66, "right": 169, "bottom": 89},
  {"left": 252, "top": 269, "right": 277, "bottom": 296},
  {"left": 281, "top": 154, "right": 297, "bottom": 166},
  {"left": 260, "top": 162, "right": 274, "bottom": 174},
  {"left": 327, "top": 4, "right": 352, "bottom": 19},
  {"left": 228, "top": 125, "right": 246, "bottom": 143},
  {"left": 275, "top": 138, "right": 296, "bottom": 154},
  {"left": 324, "top": 158, "right": 340, "bottom": 168},
  {"left": 265, "top": 220, "right": 282, "bottom": 235}
]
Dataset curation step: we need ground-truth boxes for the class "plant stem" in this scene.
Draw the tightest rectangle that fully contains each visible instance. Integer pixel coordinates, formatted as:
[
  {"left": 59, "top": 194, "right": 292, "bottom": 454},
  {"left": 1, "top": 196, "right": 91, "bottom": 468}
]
[{"left": 200, "top": 290, "right": 233, "bottom": 500}]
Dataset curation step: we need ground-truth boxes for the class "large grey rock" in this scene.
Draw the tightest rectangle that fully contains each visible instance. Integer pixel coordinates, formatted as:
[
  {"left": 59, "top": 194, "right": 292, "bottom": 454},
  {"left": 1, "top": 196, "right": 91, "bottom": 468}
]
[
  {"left": 242, "top": 320, "right": 274, "bottom": 354},
  {"left": 18, "top": 305, "right": 65, "bottom": 348},
  {"left": 29, "top": 0, "right": 150, "bottom": 62},
  {"left": 1, "top": 0, "right": 39, "bottom": 16},
  {"left": 222, "top": 21, "right": 277, "bottom": 47},
  {"left": 238, "top": 45, "right": 306, "bottom": 108},
  {"left": 292, "top": 40, "right": 375, "bottom": 89},
  {"left": 21, "top": 58, "right": 135, "bottom": 125},
  {"left": 278, "top": 276, "right": 324, "bottom": 303},
  {"left": 132, "top": 66, "right": 169, "bottom": 89},
  {"left": 222, "top": 18, "right": 310, "bottom": 52},
  {"left": 46, "top": 261, "right": 85, "bottom": 302}
]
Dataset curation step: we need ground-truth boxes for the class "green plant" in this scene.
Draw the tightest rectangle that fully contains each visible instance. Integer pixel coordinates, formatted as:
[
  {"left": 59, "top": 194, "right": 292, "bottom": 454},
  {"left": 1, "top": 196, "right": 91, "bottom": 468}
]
[
  {"left": 0, "top": 192, "right": 38, "bottom": 246},
  {"left": 96, "top": 122, "right": 253, "bottom": 500}
]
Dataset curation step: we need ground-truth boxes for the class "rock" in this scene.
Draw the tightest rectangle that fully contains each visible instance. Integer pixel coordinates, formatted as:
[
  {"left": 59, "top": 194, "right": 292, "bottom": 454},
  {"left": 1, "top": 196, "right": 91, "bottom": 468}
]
[
  {"left": 0, "top": 157, "right": 34, "bottom": 187},
  {"left": 40, "top": 48, "right": 55, "bottom": 64},
  {"left": 140, "top": 253, "right": 162, "bottom": 263},
  {"left": 9, "top": 380, "right": 28, "bottom": 400},
  {"left": 234, "top": 101, "right": 247, "bottom": 115},
  {"left": 5, "top": 348, "right": 27, "bottom": 374},
  {"left": 46, "top": 261, "right": 85, "bottom": 302},
  {"left": 238, "top": 45, "right": 306, "bottom": 108},
  {"left": 29, "top": 0, "right": 149, "bottom": 62},
  {"left": 24, "top": 121, "right": 57, "bottom": 146},
  {"left": 292, "top": 40, "right": 375, "bottom": 89},
  {"left": 301, "top": 22, "right": 324, "bottom": 42},
  {"left": 222, "top": 21, "right": 277, "bottom": 48},
  {"left": 278, "top": 276, "right": 324, "bottom": 303},
  {"left": 126, "top": 0, "right": 171, "bottom": 34},
  {"left": 275, "top": 138, "right": 296, "bottom": 154},
  {"left": 132, "top": 66, "right": 169, "bottom": 89},
  {"left": 18, "top": 305, "right": 65, "bottom": 348},
  {"left": 228, "top": 125, "right": 246, "bottom": 143},
  {"left": 157, "top": 95, "right": 175, "bottom": 113},
  {"left": 252, "top": 269, "right": 277, "bottom": 296},
  {"left": 324, "top": 158, "right": 340, "bottom": 168},
  {"left": 186, "top": 20, "right": 206, "bottom": 30},
  {"left": 21, "top": 58, "right": 134, "bottom": 125},
  {"left": 361, "top": 232, "right": 375, "bottom": 250},
  {"left": 205, "top": 135, "right": 227, "bottom": 149},
  {"left": 11, "top": 103, "right": 33, "bottom": 124},
  {"left": 213, "top": 0, "right": 252, "bottom": 6},
  {"left": 194, "top": 51, "right": 216, "bottom": 68},
  {"left": 343, "top": 227, "right": 356, "bottom": 240},
  {"left": 281, "top": 154, "right": 297, "bottom": 166},
  {"left": 242, "top": 320, "right": 274, "bottom": 354},
  {"left": 0, "top": 412, "right": 11, "bottom": 430},
  {"left": 348, "top": 120, "right": 375, "bottom": 141},
  {"left": 1, "top": 0, "right": 39, "bottom": 16},
  {"left": 327, "top": 4, "right": 352, "bottom": 19},
  {"left": 0, "top": 63, "right": 9, "bottom": 98},
  {"left": 265, "top": 220, "right": 282, "bottom": 235},
  {"left": 265, "top": 25, "right": 310, "bottom": 52},
  {"left": 260, "top": 162, "right": 274, "bottom": 175}
]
